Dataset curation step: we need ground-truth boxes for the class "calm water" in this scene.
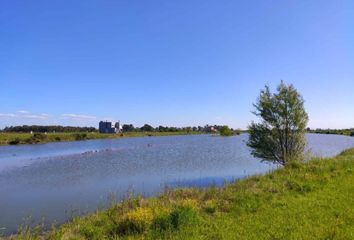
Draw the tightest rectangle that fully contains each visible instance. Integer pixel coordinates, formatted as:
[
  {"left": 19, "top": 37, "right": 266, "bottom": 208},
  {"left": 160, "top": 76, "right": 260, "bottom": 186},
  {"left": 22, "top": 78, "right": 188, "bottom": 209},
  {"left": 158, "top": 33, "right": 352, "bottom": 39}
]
[{"left": 0, "top": 133, "right": 353, "bottom": 234}]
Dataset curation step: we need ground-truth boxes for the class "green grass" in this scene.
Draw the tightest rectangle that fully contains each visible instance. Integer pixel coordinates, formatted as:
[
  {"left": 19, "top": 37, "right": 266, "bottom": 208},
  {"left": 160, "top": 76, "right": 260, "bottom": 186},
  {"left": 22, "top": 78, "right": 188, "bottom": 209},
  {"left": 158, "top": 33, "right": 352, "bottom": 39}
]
[
  {"left": 308, "top": 129, "right": 354, "bottom": 136},
  {"left": 0, "top": 131, "right": 202, "bottom": 146},
  {"left": 5, "top": 149, "right": 354, "bottom": 240}
]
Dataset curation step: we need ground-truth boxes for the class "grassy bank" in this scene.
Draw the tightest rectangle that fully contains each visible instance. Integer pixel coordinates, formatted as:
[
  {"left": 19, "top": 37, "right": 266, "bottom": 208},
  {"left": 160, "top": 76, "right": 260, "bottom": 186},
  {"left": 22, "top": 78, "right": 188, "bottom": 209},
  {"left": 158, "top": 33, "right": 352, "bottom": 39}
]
[
  {"left": 307, "top": 129, "right": 354, "bottom": 136},
  {"left": 0, "top": 131, "right": 202, "bottom": 146},
  {"left": 6, "top": 148, "right": 354, "bottom": 239}
]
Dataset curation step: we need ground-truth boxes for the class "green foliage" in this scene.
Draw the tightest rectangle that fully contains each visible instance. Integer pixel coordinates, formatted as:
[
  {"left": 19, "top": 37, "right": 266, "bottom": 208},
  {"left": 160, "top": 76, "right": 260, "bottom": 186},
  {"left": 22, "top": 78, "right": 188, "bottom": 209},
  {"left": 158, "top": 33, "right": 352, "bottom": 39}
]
[
  {"left": 0, "top": 131, "right": 204, "bottom": 146},
  {"left": 0, "top": 124, "right": 246, "bottom": 145},
  {"left": 117, "top": 207, "right": 154, "bottom": 234},
  {"left": 122, "top": 124, "right": 135, "bottom": 132},
  {"left": 151, "top": 211, "right": 173, "bottom": 232},
  {"left": 169, "top": 206, "right": 199, "bottom": 230},
  {"left": 73, "top": 133, "right": 87, "bottom": 141},
  {"left": 2, "top": 125, "right": 96, "bottom": 133},
  {"left": 202, "top": 200, "right": 217, "bottom": 214},
  {"left": 140, "top": 124, "right": 154, "bottom": 132},
  {"left": 248, "top": 81, "right": 309, "bottom": 165},
  {"left": 8, "top": 137, "right": 20, "bottom": 145},
  {"left": 219, "top": 125, "right": 233, "bottom": 136},
  {"left": 307, "top": 128, "right": 354, "bottom": 136},
  {"left": 25, "top": 133, "right": 47, "bottom": 144}
]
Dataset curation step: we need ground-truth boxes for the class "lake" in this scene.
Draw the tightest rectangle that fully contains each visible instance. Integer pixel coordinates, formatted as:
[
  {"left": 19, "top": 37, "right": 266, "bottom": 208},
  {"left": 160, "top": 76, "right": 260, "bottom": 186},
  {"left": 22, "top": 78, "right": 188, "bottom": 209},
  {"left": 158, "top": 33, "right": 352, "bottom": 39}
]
[{"left": 0, "top": 133, "right": 353, "bottom": 235}]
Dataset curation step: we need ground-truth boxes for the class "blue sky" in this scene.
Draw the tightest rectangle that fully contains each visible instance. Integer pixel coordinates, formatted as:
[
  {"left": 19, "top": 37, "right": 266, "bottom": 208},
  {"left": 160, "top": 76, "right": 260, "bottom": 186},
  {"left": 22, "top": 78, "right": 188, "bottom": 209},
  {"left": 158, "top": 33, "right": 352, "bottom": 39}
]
[{"left": 1, "top": 0, "right": 353, "bottom": 129}]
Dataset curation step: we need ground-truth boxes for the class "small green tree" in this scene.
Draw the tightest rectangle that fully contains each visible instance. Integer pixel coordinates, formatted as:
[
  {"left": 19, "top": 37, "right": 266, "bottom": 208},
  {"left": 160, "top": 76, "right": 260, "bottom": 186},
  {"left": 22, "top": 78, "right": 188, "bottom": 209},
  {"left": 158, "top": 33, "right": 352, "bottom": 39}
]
[
  {"left": 247, "top": 81, "right": 308, "bottom": 165},
  {"left": 140, "top": 124, "right": 154, "bottom": 132},
  {"left": 220, "top": 125, "right": 233, "bottom": 136}
]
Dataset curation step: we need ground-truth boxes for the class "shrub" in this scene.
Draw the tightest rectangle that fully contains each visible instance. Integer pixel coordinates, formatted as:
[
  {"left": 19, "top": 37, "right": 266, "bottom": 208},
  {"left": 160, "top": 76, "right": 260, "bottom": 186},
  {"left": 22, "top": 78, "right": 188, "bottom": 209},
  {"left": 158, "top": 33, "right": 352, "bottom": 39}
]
[
  {"left": 286, "top": 180, "right": 315, "bottom": 193},
  {"left": 25, "top": 133, "right": 47, "bottom": 144},
  {"left": 8, "top": 137, "right": 20, "bottom": 145},
  {"left": 74, "top": 133, "right": 87, "bottom": 141},
  {"left": 169, "top": 205, "right": 199, "bottom": 230},
  {"left": 203, "top": 200, "right": 217, "bottom": 214},
  {"left": 178, "top": 199, "right": 198, "bottom": 210},
  {"left": 117, "top": 207, "right": 154, "bottom": 234},
  {"left": 220, "top": 126, "right": 233, "bottom": 136},
  {"left": 285, "top": 160, "right": 303, "bottom": 169},
  {"left": 151, "top": 210, "right": 172, "bottom": 232},
  {"left": 33, "top": 133, "right": 46, "bottom": 140},
  {"left": 151, "top": 204, "right": 199, "bottom": 233}
]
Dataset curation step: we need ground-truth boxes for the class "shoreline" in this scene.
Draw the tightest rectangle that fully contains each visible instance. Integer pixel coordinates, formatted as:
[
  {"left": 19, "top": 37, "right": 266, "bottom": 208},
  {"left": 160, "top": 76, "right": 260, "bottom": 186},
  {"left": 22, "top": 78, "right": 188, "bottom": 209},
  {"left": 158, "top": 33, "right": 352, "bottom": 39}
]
[
  {"left": 5, "top": 148, "right": 354, "bottom": 239},
  {"left": 0, "top": 131, "right": 205, "bottom": 146}
]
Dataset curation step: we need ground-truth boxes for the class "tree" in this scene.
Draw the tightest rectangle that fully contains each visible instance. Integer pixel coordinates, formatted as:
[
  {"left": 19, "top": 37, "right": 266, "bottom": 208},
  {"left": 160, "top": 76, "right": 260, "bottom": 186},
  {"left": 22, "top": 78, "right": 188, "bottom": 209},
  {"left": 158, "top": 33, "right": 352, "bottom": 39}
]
[
  {"left": 220, "top": 125, "right": 233, "bottom": 136},
  {"left": 140, "top": 124, "right": 154, "bottom": 132},
  {"left": 247, "top": 81, "right": 308, "bottom": 165},
  {"left": 158, "top": 126, "right": 167, "bottom": 132},
  {"left": 122, "top": 124, "right": 135, "bottom": 132}
]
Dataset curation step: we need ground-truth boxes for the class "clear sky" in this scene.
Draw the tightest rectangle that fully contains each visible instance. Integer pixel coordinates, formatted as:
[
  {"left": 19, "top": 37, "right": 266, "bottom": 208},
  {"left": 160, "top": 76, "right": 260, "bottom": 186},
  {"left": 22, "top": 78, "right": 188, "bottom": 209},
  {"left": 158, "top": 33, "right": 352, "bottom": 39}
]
[{"left": 1, "top": 0, "right": 353, "bottom": 129}]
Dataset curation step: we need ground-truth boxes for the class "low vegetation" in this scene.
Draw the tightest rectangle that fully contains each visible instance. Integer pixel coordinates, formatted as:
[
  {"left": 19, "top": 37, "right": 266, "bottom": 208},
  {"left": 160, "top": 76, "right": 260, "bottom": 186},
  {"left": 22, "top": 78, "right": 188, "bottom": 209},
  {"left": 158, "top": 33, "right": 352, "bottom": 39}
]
[
  {"left": 0, "top": 131, "right": 203, "bottom": 146},
  {"left": 6, "top": 148, "right": 354, "bottom": 239},
  {"left": 0, "top": 124, "right": 243, "bottom": 146},
  {"left": 219, "top": 126, "right": 233, "bottom": 136},
  {"left": 2, "top": 125, "right": 96, "bottom": 133},
  {"left": 307, "top": 128, "right": 354, "bottom": 137},
  {"left": 0, "top": 124, "right": 246, "bottom": 146}
]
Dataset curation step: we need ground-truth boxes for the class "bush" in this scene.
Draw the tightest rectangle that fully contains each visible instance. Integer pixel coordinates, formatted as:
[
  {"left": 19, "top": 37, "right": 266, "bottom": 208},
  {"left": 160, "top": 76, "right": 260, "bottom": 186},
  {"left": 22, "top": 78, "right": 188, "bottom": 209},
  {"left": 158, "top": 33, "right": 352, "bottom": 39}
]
[
  {"left": 286, "top": 180, "right": 315, "bottom": 193},
  {"left": 117, "top": 207, "right": 154, "bottom": 234},
  {"left": 169, "top": 205, "right": 199, "bottom": 230},
  {"left": 220, "top": 126, "right": 233, "bottom": 136},
  {"left": 151, "top": 211, "right": 172, "bottom": 232},
  {"left": 74, "top": 133, "right": 87, "bottom": 141},
  {"left": 8, "top": 137, "right": 20, "bottom": 145},
  {"left": 285, "top": 160, "right": 303, "bottom": 169},
  {"left": 25, "top": 133, "right": 47, "bottom": 144},
  {"left": 203, "top": 200, "right": 217, "bottom": 214}
]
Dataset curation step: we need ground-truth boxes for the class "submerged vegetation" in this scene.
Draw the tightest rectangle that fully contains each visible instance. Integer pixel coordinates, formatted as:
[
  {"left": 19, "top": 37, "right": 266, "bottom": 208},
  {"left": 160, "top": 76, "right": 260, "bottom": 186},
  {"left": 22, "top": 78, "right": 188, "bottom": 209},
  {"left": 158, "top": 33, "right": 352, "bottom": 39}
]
[{"left": 5, "top": 148, "right": 354, "bottom": 239}]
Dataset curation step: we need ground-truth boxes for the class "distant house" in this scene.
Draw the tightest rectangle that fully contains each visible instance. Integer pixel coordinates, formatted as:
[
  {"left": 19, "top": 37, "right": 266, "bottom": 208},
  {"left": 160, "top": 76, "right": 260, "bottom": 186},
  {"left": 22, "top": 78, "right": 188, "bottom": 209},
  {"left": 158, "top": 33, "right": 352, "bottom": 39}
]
[{"left": 99, "top": 121, "right": 122, "bottom": 134}]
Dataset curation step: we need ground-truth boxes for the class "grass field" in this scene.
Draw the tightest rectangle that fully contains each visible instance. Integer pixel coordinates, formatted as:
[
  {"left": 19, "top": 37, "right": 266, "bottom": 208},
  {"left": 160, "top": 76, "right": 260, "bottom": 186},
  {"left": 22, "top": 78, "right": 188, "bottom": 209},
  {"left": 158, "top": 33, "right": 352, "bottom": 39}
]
[
  {"left": 0, "top": 131, "right": 202, "bottom": 146},
  {"left": 5, "top": 148, "right": 354, "bottom": 239}
]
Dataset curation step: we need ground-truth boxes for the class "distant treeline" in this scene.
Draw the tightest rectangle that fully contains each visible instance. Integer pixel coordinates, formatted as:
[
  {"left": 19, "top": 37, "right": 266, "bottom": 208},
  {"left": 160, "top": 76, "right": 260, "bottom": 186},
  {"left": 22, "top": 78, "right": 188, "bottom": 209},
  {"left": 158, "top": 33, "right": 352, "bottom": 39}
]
[
  {"left": 122, "top": 124, "right": 202, "bottom": 132},
  {"left": 1, "top": 125, "right": 97, "bottom": 133},
  {"left": 1, "top": 124, "right": 243, "bottom": 134},
  {"left": 122, "top": 124, "right": 240, "bottom": 133},
  {"left": 307, "top": 128, "right": 354, "bottom": 136}
]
